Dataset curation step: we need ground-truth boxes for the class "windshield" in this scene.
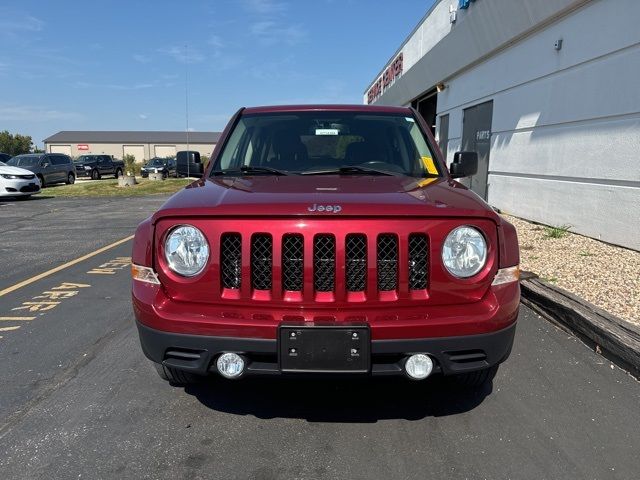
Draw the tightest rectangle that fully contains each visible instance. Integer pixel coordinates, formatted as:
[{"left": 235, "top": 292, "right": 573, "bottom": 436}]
[
  {"left": 212, "top": 112, "right": 441, "bottom": 177},
  {"left": 75, "top": 156, "right": 93, "bottom": 163},
  {"left": 7, "top": 155, "right": 41, "bottom": 167},
  {"left": 147, "top": 159, "right": 164, "bottom": 167},
  {"left": 0, "top": 161, "right": 6, "bottom": 166}
]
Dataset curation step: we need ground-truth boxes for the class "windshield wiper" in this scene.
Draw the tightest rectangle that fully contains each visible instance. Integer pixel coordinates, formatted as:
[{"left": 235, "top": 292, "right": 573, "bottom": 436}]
[
  {"left": 212, "top": 165, "right": 289, "bottom": 176},
  {"left": 301, "top": 165, "right": 397, "bottom": 176}
]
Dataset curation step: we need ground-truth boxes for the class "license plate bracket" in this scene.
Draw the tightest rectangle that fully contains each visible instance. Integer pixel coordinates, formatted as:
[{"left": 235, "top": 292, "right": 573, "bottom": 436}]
[{"left": 279, "top": 325, "right": 370, "bottom": 373}]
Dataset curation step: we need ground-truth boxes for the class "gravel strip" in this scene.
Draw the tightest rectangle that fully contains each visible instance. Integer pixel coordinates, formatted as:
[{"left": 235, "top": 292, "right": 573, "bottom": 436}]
[{"left": 502, "top": 215, "right": 640, "bottom": 326}]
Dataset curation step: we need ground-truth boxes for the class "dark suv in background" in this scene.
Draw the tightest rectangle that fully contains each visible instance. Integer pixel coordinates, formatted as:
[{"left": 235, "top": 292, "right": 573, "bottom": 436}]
[
  {"left": 8, "top": 153, "right": 76, "bottom": 186},
  {"left": 141, "top": 157, "right": 176, "bottom": 178}
]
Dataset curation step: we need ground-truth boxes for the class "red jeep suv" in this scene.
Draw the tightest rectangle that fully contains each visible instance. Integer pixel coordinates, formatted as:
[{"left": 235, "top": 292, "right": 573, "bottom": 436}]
[{"left": 132, "top": 105, "right": 520, "bottom": 387}]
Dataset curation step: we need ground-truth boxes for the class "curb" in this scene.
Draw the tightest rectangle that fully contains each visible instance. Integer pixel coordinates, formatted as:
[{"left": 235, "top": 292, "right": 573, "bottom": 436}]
[{"left": 520, "top": 272, "right": 640, "bottom": 378}]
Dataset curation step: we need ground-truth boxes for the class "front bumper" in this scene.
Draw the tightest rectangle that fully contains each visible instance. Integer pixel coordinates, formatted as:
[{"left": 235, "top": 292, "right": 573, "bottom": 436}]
[
  {"left": 1, "top": 178, "right": 41, "bottom": 196},
  {"left": 75, "top": 169, "right": 92, "bottom": 177},
  {"left": 136, "top": 318, "right": 516, "bottom": 378}
]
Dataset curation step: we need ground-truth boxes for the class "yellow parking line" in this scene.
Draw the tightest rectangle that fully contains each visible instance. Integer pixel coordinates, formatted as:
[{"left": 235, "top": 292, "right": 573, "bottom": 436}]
[
  {"left": 0, "top": 235, "right": 134, "bottom": 298},
  {"left": 0, "top": 317, "right": 36, "bottom": 321},
  {"left": 0, "top": 326, "right": 21, "bottom": 332}
]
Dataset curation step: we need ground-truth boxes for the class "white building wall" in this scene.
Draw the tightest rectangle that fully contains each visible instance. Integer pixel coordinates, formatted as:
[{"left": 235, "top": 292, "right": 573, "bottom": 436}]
[{"left": 435, "top": 0, "right": 640, "bottom": 250}]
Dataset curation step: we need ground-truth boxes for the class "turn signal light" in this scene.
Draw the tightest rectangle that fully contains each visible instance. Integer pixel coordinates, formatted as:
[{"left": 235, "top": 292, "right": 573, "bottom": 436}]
[
  {"left": 491, "top": 265, "right": 520, "bottom": 286},
  {"left": 131, "top": 264, "right": 160, "bottom": 285}
]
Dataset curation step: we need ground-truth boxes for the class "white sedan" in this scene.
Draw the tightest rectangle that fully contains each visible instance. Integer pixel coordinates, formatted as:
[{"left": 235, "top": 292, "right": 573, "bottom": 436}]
[{"left": 0, "top": 160, "right": 41, "bottom": 198}]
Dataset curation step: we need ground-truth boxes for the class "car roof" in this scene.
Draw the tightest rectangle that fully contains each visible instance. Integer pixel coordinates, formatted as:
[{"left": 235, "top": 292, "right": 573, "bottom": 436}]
[{"left": 242, "top": 104, "right": 413, "bottom": 115}]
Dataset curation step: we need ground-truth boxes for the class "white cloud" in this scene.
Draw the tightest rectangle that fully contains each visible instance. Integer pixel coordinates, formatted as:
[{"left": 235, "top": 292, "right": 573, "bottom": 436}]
[
  {"left": 73, "top": 81, "right": 155, "bottom": 90},
  {"left": 242, "top": 0, "right": 287, "bottom": 15},
  {"left": 159, "top": 46, "right": 205, "bottom": 64},
  {"left": 139, "top": 114, "right": 148, "bottom": 120},
  {"left": 0, "top": 9, "right": 44, "bottom": 33},
  {"left": 0, "top": 105, "right": 82, "bottom": 122},
  {"left": 133, "top": 54, "right": 152, "bottom": 64},
  {"left": 250, "top": 20, "right": 305, "bottom": 46}
]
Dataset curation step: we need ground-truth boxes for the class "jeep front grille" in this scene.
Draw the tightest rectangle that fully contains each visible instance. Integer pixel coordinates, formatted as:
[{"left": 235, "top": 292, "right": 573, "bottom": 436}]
[
  {"left": 314, "top": 235, "right": 335, "bottom": 292},
  {"left": 282, "top": 234, "right": 304, "bottom": 291},
  {"left": 346, "top": 234, "right": 367, "bottom": 292},
  {"left": 219, "top": 230, "right": 429, "bottom": 301},
  {"left": 251, "top": 234, "right": 272, "bottom": 290},
  {"left": 221, "top": 233, "right": 242, "bottom": 289}
]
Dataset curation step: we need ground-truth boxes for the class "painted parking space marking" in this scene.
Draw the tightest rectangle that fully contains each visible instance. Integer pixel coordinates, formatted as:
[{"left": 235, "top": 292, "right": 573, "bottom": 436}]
[
  {"left": 0, "top": 235, "right": 133, "bottom": 298},
  {"left": 88, "top": 256, "right": 131, "bottom": 275},
  {"left": 0, "top": 250, "right": 132, "bottom": 341}
]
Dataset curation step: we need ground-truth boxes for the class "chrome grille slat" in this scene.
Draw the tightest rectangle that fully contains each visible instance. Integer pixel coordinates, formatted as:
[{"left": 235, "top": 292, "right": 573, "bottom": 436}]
[
  {"left": 282, "top": 234, "right": 304, "bottom": 291},
  {"left": 314, "top": 235, "right": 335, "bottom": 292},
  {"left": 346, "top": 234, "right": 367, "bottom": 292},
  {"left": 377, "top": 234, "right": 398, "bottom": 291},
  {"left": 408, "top": 234, "right": 428, "bottom": 290},
  {"left": 221, "top": 234, "right": 242, "bottom": 289},
  {"left": 251, "top": 234, "right": 272, "bottom": 290}
]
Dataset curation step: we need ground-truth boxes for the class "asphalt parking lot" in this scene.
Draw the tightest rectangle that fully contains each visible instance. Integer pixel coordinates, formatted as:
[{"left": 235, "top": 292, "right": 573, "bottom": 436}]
[{"left": 0, "top": 195, "right": 639, "bottom": 479}]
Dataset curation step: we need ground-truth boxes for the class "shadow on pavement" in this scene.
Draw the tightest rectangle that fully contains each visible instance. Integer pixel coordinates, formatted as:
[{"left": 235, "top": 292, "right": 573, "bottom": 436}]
[{"left": 185, "top": 376, "right": 492, "bottom": 422}]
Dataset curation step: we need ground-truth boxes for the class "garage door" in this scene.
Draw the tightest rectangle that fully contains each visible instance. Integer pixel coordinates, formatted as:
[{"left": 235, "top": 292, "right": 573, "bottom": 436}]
[
  {"left": 50, "top": 145, "right": 72, "bottom": 155},
  {"left": 123, "top": 145, "right": 145, "bottom": 163},
  {"left": 154, "top": 145, "right": 176, "bottom": 158}
]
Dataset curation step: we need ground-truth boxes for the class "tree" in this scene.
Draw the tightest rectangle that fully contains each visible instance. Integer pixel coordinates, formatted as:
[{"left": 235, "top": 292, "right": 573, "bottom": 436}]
[{"left": 0, "top": 131, "right": 34, "bottom": 155}]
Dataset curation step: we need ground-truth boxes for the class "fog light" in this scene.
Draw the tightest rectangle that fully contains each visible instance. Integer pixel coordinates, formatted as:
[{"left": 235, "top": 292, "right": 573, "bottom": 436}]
[
  {"left": 405, "top": 354, "right": 433, "bottom": 380},
  {"left": 216, "top": 353, "right": 245, "bottom": 379}
]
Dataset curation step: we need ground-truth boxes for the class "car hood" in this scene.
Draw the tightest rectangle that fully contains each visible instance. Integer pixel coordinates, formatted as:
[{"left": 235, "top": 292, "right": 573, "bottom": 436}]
[
  {"left": 152, "top": 175, "right": 499, "bottom": 222},
  {"left": 0, "top": 165, "right": 36, "bottom": 176},
  {"left": 75, "top": 161, "right": 97, "bottom": 166}
]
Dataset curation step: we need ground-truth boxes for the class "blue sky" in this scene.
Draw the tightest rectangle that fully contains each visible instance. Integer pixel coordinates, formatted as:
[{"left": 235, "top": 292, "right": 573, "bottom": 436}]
[{"left": 1, "top": 0, "right": 433, "bottom": 147}]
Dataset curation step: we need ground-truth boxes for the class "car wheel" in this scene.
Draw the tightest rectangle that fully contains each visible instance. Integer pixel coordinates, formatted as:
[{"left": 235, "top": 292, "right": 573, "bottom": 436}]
[
  {"left": 448, "top": 365, "right": 499, "bottom": 389},
  {"left": 91, "top": 169, "right": 101, "bottom": 180},
  {"left": 115, "top": 168, "right": 122, "bottom": 179},
  {"left": 162, "top": 171, "right": 168, "bottom": 179},
  {"left": 66, "top": 172, "right": 75, "bottom": 185},
  {"left": 37, "top": 174, "right": 45, "bottom": 188},
  {"left": 153, "top": 363, "right": 201, "bottom": 386}
]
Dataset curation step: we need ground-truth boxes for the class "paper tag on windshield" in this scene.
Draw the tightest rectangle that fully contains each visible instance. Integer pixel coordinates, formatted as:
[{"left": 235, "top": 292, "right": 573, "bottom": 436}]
[{"left": 315, "top": 129, "right": 339, "bottom": 136}]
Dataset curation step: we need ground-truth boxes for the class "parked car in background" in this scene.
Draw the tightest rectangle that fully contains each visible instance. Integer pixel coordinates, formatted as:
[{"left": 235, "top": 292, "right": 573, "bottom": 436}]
[
  {"left": 175, "top": 150, "right": 204, "bottom": 178},
  {"left": 141, "top": 157, "right": 176, "bottom": 179},
  {"left": 7, "top": 153, "right": 75, "bottom": 186},
  {"left": 74, "top": 154, "right": 124, "bottom": 180},
  {"left": 0, "top": 153, "right": 12, "bottom": 163},
  {"left": 0, "top": 160, "right": 41, "bottom": 198}
]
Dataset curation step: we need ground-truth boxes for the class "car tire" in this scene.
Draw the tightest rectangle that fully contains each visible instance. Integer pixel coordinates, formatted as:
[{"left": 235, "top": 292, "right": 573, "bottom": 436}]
[
  {"left": 91, "top": 169, "right": 101, "bottom": 180},
  {"left": 37, "top": 174, "right": 45, "bottom": 188},
  {"left": 66, "top": 172, "right": 75, "bottom": 185},
  {"left": 153, "top": 363, "right": 201, "bottom": 385},
  {"left": 448, "top": 365, "right": 499, "bottom": 389},
  {"left": 162, "top": 171, "right": 168, "bottom": 179},
  {"left": 115, "top": 168, "right": 122, "bottom": 179},
  {"left": 16, "top": 195, "right": 31, "bottom": 200}
]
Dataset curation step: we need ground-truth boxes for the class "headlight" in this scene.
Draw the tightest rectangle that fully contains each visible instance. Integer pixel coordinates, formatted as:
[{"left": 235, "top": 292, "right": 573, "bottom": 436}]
[
  {"left": 84, "top": 166, "right": 92, "bottom": 170},
  {"left": 442, "top": 226, "right": 487, "bottom": 278},
  {"left": 164, "top": 225, "right": 209, "bottom": 276},
  {"left": 1, "top": 174, "right": 18, "bottom": 179}
]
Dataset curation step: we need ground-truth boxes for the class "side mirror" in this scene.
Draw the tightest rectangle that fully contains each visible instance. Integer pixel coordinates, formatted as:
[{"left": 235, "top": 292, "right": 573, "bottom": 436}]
[
  {"left": 42, "top": 162, "right": 50, "bottom": 168},
  {"left": 449, "top": 151, "right": 478, "bottom": 178}
]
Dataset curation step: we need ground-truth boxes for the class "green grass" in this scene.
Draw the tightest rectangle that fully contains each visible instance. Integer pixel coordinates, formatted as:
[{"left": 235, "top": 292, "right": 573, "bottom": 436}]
[
  {"left": 543, "top": 224, "right": 572, "bottom": 239},
  {"left": 41, "top": 178, "right": 190, "bottom": 197}
]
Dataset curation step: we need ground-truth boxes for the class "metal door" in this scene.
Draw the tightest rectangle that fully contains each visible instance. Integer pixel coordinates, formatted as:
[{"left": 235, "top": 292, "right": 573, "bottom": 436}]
[{"left": 462, "top": 101, "right": 493, "bottom": 200}]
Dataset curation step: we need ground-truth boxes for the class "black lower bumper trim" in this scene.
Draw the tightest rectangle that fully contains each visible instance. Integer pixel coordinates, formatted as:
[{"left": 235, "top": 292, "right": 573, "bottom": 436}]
[{"left": 135, "top": 321, "right": 516, "bottom": 377}]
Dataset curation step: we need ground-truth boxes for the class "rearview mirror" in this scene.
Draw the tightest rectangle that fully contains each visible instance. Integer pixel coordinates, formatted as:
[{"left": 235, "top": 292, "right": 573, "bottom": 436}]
[{"left": 449, "top": 151, "right": 478, "bottom": 178}]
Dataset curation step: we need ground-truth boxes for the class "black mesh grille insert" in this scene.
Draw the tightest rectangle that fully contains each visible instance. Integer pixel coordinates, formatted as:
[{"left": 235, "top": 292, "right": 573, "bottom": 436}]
[
  {"left": 409, "top": 234, "right": 428, "bottom": 290},
  {"left": 251, "top": 234, "right": 272, "bottom": 290},
  {"left": 377, "top": 234, "right": 398, "bottom": 291},
  {"left": 221, "top": 234, "right": 242, "bottom": 289},
  {"left": 282, "top": 234, "right": 303, "bottom": 291},
  {"left": 314, "top": 235, "right": 335, "bottom": 292},
  {"left": 346, "top": 234, "right": 367, "bottom": 292}
]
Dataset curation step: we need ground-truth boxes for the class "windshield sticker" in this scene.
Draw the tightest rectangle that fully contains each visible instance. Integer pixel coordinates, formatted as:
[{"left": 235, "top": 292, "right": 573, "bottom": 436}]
[
  {"left": 421, "top": 156, "right": 438, "bottom": 175},
  {"left": 405, "top": 117, "right": 415, "bottom": 123},
  {"left": 315, "top": 129, "right": 339, "bottom": 136}
]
